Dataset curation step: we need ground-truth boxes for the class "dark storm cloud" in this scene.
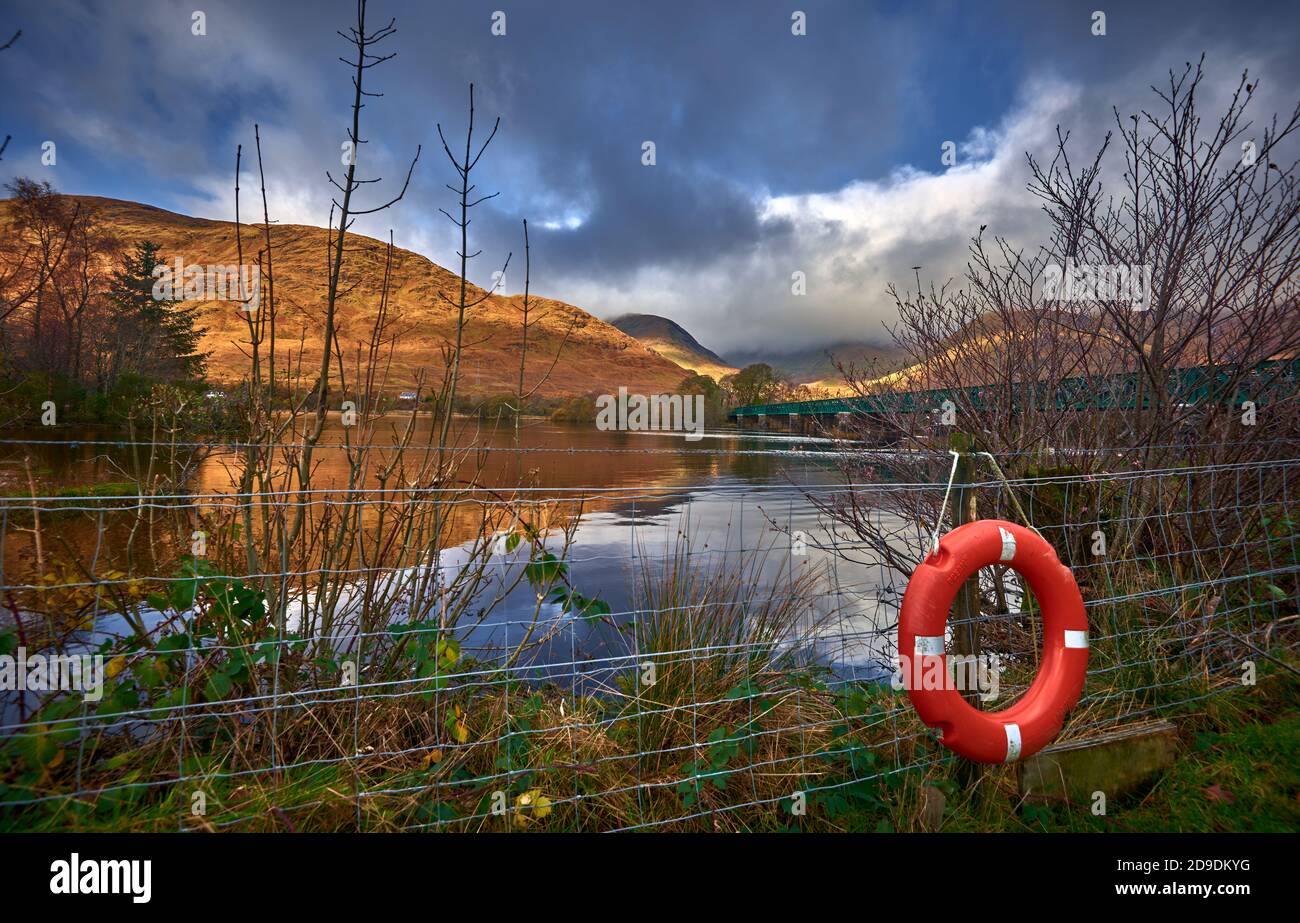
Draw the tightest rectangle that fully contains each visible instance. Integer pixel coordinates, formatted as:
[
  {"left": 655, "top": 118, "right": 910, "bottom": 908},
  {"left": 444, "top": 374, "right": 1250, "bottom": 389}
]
[{"left": 2, "top": 0, "right": 1297, "bottom": 354}]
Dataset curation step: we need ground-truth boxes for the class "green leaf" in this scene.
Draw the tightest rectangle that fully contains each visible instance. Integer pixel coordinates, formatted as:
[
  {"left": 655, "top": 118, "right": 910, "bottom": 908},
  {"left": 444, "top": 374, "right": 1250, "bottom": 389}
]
[
  {"left": 155, "top": 632, "right": 191, "bottom": 654},
  {"left": 725, "top": 680, "right": 759, "bottom": 700},
  {"left": 437, "top": 637, "right": 461, "bottom": 670},
  {"left": 156, "top": 688, "right": 188, "bottom": 710},
  {"left": 132, "top": 658, "right": 164, "bottom": 688},
  {"left": 168, "top": 580, "right": 198, "bottom": 612},
  {"left": 204, "top": 670, "right": 232, "bottom": 702},
  {"left": 424, "top": 802, "right": 461, "bottom": 823},
  {"left": 576, "top": 596, "right": 611, "bottom": 622},
  {"left": 18, "top": 727, "right": 59, "bottom": 770},
  {"left": 524, "top": 553, "right": 566, "bottom": 588},
  {"left": 184, "top": 556, "right": 220, "bottom": 578},
  {"left": 223, "top": 656, "right": 250, "bottom": 683}
]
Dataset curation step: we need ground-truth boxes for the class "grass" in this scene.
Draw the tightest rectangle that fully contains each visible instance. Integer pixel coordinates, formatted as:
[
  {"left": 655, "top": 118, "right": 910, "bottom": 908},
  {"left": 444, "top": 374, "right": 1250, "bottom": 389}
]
[
  {"left": 897, "top": 669, "right": 1300, "bottom": 833},
  {"left": 0, "top": 549, "right": 901, "bottom": 833},
  {"left": 0, "top": 481, "right": 140, "bottom": 523},
  {"left": 3, "top": 637, "right": 1295, "bottom": 832},
  {"left": 1, "top": 482, "right": 138, "bottom": 499},
  {"left": 2, "top": 499, "right": 1296, "bottom": 833}
]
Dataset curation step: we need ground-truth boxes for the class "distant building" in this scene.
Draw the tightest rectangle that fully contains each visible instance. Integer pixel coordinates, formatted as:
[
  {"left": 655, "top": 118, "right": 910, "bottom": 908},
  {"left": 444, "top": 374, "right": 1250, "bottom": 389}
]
[{"left": 398, "top": 391, "right": 419, "bottom": 401}]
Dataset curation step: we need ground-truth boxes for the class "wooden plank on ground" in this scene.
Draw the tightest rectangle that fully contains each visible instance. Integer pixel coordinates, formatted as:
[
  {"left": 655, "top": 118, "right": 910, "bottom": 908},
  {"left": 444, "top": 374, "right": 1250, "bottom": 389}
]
[{"left": 1018, "top": 720, "right": 1180, "bottom": 804}]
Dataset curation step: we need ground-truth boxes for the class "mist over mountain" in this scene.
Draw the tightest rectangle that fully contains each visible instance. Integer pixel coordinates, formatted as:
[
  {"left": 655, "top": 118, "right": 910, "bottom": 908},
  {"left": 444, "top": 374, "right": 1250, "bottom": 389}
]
[{"left": 726, "top": 341, "right": 908, "bottom": 385}]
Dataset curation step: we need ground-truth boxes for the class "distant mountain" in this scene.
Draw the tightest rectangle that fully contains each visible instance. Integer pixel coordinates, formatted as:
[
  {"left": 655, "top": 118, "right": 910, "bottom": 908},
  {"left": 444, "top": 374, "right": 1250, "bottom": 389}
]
[
  {"left": 861, "top": 309, "right": 1300, "bottom": 392},
  {"left": 608, "top": 313, "right": 737, "bottom": 381},
  {"left": 726, "top": 341, "right": 907, "bottom": 387},
  {"left": 1, "top": 196, "right": 695, "bottom": 397},
  {"left": 606, "top": 313, "right": 909, "bottom": 394}
]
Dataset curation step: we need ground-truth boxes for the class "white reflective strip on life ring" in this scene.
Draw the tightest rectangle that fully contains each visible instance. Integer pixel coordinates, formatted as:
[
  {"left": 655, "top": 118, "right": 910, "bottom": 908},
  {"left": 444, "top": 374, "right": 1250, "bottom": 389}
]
[
  {"left": 1004, "top": 723, "right": 1022, "bottom": 762},
  {"left": 1064, "top": 629, "right": 1089, "bottom": 649},
  {"left": 914, "top": 635, "right": 945, "bottom": 656},
  {"left": 998, "top": 527, "right": 1016, "bottom": 562}
]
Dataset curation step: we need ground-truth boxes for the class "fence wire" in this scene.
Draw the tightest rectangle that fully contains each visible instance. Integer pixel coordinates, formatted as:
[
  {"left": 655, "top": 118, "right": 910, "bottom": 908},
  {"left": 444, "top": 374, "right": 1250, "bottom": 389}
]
[{"left": 0, "top": 441, "right": 1296, "bottom": 832}]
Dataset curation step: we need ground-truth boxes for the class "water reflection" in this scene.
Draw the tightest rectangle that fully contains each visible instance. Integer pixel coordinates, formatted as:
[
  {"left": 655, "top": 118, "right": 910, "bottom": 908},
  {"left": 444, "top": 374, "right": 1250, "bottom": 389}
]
[{"left": 0, "top": 418, "right": 901, "bottom": 677}]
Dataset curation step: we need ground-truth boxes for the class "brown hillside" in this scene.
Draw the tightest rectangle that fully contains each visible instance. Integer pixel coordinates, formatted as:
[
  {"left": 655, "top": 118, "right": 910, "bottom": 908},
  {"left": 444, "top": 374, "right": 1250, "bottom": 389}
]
[
  {"left": 608, "top": 313, "right": 738, "bottom": 382},
  {"left": 858, "top": 308, "right": 1298, "bottom": 393},
  {"left": 627, "top": 338, "right": 737, "bottom": 383},
  {"left": 6, "top": 196, "right": 693, "bottom": 397}
]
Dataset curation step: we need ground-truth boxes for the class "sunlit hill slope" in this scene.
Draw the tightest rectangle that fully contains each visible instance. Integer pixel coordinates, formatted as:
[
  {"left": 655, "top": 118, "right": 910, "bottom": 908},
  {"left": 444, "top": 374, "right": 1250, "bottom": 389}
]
[{"left": 8, "top": 196, "right": 696, "bottom": 398}]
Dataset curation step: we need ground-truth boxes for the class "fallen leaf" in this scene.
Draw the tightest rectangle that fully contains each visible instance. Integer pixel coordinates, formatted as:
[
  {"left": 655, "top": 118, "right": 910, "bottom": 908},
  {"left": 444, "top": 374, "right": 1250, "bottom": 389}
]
[
  {"left": 1203, "top": 784, "right": 1236, "bottom": 804},
  {"left": 512, "top": 789, "right": 552, "bottom": 828}
]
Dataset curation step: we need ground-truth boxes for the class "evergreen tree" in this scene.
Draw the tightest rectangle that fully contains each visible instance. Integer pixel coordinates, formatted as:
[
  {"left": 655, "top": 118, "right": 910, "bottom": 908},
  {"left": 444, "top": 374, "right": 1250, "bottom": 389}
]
[{"left": 104, "top": 242, "right": 207, "bottom": 388}]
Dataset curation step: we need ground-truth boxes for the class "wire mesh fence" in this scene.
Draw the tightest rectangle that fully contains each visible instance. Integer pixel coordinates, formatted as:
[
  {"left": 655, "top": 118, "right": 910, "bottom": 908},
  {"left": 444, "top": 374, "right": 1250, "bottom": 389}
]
[{"left": 0, "top": 438, "right": 1296, "bottom": 831}]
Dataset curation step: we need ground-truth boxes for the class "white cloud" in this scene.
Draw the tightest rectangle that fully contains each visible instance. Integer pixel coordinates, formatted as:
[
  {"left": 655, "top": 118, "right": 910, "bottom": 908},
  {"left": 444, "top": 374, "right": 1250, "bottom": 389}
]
[{"left": 557, "top": 78, "right": 1082, "bottom": 355}]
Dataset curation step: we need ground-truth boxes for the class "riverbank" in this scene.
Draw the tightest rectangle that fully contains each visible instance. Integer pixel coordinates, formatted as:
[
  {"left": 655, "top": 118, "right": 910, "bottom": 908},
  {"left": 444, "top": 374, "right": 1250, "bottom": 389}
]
[{"left": 900, "top": 670, "right": 1300, "bottom": 833}]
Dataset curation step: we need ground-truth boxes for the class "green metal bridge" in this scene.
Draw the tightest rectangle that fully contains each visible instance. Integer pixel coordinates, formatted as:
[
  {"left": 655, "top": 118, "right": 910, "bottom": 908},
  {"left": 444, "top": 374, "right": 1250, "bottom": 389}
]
[{"left": 727, "top": 358, "right": 1300, "bottom": 422}]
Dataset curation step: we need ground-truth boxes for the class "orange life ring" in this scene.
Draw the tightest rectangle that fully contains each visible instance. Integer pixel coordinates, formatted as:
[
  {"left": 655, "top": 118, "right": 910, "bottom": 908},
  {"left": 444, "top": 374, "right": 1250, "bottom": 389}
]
[{"left": 897, "top": 519, "right": 1088, "bottom": 763}]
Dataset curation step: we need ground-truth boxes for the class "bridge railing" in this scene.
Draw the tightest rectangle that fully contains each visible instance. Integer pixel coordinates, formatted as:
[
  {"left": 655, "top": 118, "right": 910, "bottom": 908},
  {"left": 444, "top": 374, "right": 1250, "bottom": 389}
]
[{"left": 729, "top": 357, "right": 1300, "bottom": 418}]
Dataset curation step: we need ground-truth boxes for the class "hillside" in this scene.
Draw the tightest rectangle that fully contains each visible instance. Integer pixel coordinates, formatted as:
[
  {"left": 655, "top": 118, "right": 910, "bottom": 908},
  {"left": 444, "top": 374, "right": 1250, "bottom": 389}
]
[
  {"left": 851, "top": 309, "right": 1300, "bottom": 394},
  {"left": 608, "top": 313, "right": 737, "bottom": 382},
  {"left": 727, "top": 341, "right": 908, "bottom": 387},
  {"left": 2, "top": 196, "right": 694, "bottom": 398}
]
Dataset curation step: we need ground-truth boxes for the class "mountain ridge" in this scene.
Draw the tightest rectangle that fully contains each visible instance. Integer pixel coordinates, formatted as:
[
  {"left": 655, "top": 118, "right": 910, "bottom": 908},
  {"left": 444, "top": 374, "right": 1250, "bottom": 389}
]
[
  {"left": 607, "top": 312, "right": 737, "bottom": 381},
  {"left": 0, "top": 195, "right": 695, "bottom": 398}
]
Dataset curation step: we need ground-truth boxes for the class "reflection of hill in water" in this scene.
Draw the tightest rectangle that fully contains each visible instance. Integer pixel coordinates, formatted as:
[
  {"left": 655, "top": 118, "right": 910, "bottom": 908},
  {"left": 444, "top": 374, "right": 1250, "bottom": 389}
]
[
  {"left": 0, "top": 421, "right": 862, "bottom": 637},
  {"left": 0, "top": 417, "right": 904, "bottom": 681},
  {"left": 602, "top": 492, "right": 688, "bottom": 524}
]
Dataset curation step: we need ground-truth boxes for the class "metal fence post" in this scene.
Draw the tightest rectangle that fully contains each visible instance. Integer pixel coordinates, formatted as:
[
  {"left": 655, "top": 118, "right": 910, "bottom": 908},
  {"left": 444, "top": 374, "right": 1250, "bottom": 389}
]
[{"left": 950, "top": 432, "right": 984, "bottom": 793}]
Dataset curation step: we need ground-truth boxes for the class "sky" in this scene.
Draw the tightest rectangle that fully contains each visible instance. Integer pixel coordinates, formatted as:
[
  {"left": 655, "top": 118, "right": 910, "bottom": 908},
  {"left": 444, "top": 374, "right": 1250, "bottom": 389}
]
[{"left": 1, "top": 0, "right": 1298, "bottom": 357}]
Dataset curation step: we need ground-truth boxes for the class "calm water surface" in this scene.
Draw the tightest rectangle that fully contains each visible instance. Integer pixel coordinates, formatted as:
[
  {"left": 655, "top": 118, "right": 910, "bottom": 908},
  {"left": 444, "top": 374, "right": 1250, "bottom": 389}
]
[{"left": 0, "top": 419, "right": 902, "bottom": 677}]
